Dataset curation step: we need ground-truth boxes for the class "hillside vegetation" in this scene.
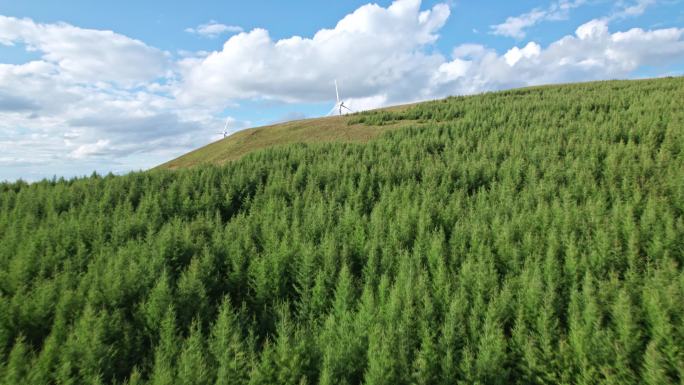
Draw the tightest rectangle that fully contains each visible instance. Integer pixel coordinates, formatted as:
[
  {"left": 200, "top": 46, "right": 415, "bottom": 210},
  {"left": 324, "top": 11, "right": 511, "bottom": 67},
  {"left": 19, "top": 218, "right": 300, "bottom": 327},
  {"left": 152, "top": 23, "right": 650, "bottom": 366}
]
[
  {"left": 158, "top": 103, "right": 415, "bottom": 169},
  {"left": 1, "top": 77, "right": 683, "bottom": 384}
]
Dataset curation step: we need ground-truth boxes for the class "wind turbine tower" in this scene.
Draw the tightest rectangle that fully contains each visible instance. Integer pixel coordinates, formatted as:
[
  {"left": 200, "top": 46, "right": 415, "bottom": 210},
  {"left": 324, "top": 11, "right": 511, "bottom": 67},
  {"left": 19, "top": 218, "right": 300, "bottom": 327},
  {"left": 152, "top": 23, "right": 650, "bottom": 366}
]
[
  {"left": 328, "top": 80, "right": 354, "bottom": 116},
  {"left": 217, "top": 117, "right": 230, "bottom": 139}
]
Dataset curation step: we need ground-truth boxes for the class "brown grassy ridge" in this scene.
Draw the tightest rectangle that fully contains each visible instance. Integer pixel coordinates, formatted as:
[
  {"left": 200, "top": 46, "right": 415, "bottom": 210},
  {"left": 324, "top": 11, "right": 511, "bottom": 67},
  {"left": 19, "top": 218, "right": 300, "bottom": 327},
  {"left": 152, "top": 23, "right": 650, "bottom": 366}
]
[{"left": 156, "top": 103, "right": 418, "bottom": 170}]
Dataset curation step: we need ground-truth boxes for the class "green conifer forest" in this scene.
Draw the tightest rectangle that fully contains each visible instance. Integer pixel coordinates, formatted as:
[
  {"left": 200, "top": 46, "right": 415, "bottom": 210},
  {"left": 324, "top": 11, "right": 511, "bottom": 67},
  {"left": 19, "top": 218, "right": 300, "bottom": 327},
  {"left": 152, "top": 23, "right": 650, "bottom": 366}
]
[{"left": 1, "top": 77, "right": 683, "bottom": 384}]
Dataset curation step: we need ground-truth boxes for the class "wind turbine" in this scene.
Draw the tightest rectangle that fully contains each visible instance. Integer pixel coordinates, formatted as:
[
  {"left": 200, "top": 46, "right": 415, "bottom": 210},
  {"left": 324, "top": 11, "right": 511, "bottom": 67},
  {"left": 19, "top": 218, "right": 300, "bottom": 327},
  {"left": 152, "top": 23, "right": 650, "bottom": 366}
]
[
  {"left": 217, "top": 117, "right": 230, "bottom": 139},
  {"left": 328, "top": 80, "right": 354, "bottom": 116}
]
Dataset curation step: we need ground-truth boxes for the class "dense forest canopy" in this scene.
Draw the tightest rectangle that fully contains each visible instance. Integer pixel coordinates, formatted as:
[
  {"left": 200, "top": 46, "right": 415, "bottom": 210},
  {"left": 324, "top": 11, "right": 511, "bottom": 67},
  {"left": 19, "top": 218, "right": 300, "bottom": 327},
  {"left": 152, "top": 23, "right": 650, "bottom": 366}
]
[{"left": 1, "top": 77, "right": 683, "bottom": 384}]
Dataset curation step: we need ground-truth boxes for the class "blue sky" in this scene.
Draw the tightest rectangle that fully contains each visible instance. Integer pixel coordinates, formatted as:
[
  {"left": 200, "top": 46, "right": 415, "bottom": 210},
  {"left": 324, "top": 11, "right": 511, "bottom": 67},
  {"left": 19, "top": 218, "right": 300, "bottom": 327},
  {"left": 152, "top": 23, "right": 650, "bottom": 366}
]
[{"left": 1, "top": 0, "right": 683, "bottom": 181}]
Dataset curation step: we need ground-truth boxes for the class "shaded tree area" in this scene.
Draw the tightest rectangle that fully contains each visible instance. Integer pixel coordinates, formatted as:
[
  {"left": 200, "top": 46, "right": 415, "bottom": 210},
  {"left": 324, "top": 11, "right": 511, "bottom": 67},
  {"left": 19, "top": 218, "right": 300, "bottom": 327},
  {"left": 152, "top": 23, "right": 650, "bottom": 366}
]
[{"left": 1, "top": 77, "right": 683, "bottom": 384}]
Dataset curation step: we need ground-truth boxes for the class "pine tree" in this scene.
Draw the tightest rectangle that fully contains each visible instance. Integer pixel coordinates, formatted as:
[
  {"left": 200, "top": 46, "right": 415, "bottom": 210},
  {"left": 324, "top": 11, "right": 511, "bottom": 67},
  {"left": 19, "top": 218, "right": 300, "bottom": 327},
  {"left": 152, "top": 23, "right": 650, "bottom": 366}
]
[
  {"left": 248, "top": 341, "right": 278, "bottom": 385},
  {"left": 2, "top": 336, "right": 30, "bottom": 385},
  {"left": 610, "top": 289, "right": 640, "bottom": 385},
  {"left": 474, "top": 310, "right": 508, "bottom": 385},
  {"left": 363, "top": 325, "right": 398, "bottom": 385},
  {"left": 0, "top": 296, "right": 9, "bottom": 365},
  {"left": 411, "top": 327, "right": 440, "bottom": 385},
  {"left": 440, "top": 290, "right": 468, "bottom": 385},
  {"left": 150, "top": 307, "right": 180, "bottom": 385},
  {"left": 55, "top": 305, "right": 112, "bottom": 384},
  {"left": 642, "top": 340, "right": 671, "bottom": 385},
  {"left": 177, "top": 257, "right": 210, "bottom": 329},
  {"left": 144, "top": 270, "right": 174, "bottom": 333},
  {"left": 26, "top": 315, "right": 66, "bottom": 385},
  {"left": 178, "top": 320, "right": 211, "bottom": 385},
  {"left": 210, "top": 298, "right": 250, "bottom": 385},
  {"left": 273, "top": 307, "right": 309, "bottom": 385},
  {"left": 332, "top": 264, "right": 354, "bottom": 315},
  {"left": 124, "top": 367, "right": 143, "bottom": 385}
]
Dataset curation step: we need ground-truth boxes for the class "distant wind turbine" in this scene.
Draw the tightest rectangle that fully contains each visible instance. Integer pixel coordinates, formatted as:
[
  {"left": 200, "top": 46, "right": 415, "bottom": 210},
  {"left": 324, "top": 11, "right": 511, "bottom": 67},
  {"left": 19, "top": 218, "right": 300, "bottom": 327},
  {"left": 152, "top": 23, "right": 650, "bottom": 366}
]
[
  {"left": 328, "top": 80, "right": 354, "bottom": 116},
  {"left": 216, "top": 117, "right": 230, "bottom": 138}
]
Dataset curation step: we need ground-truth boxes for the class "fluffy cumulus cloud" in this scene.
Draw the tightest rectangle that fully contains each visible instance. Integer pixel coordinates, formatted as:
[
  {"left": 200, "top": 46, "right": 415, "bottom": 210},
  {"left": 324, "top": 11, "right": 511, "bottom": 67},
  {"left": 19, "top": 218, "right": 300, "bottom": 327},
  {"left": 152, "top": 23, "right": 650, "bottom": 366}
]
[
  {"left": 179, "top": 1, "right": 684, "bottom": 108},
  {"left": 0, "top": 15, "right": 168, "bottom": 85},
  {"left": 0, "top": 57, "right": 225, "bottom": 179},
  {"left": 433, "top": 19, "right": 684, "bottom": 93},
  {"left": 1, "top": 0, "right": 684, "bottom": 180},
  {"left": 177, "top": 0, "right": 451, "bottom": 108},
  {"left": 0, "top": 16, "right": 227, "bottom": 180}
]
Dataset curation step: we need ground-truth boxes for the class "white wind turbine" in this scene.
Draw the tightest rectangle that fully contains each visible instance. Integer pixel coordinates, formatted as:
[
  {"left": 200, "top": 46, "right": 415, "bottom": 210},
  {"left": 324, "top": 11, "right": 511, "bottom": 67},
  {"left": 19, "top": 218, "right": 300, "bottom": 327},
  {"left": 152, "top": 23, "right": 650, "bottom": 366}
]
[
  {"left": 217, "top": 117, "right": 230, "bottom": 139},
  {"left": 328, "top": 80, "right": 354, "bottom": 116}
]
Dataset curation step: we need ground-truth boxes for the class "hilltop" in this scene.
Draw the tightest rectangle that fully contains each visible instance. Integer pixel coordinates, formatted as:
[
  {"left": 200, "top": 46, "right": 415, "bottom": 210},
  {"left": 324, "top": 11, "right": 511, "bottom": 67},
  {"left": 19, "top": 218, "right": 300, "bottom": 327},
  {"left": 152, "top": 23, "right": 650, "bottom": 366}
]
[{"left": 157, "top": 103, "right": 417, "bottom": 169}]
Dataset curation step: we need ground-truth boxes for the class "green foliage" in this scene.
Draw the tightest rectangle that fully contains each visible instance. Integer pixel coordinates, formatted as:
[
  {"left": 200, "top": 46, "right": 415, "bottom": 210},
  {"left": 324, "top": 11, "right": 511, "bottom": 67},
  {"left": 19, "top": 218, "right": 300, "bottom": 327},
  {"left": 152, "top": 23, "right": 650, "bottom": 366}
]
[
  {"left": 2, "top": 335, "right": 30, "bottom": 385},
  {"left": 210, "top": 298, "right": 250, "bottom": 385},
  {"left": 1, "top": 77, "right": 683, "bottom": 384},
  {"left": 150, "top": 308, "right": 180, "bottom": 385},
  {"left": 177, "top": 321, "right": 211, "bottom": 385}
]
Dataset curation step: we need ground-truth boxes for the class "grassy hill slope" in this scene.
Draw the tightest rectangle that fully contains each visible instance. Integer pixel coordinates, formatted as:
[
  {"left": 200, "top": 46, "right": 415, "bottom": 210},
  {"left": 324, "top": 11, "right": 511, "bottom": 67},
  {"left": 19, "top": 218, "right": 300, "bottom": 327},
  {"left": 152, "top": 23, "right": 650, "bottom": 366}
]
[
  {"left": 159, "top": 77, "right": 684, "bottom": 170},
  {"left": 158, "top": 104, "right": 416, "bottom": 169},
  {"left": 1, "top": 77, "right": 683, "bottom": 385}
]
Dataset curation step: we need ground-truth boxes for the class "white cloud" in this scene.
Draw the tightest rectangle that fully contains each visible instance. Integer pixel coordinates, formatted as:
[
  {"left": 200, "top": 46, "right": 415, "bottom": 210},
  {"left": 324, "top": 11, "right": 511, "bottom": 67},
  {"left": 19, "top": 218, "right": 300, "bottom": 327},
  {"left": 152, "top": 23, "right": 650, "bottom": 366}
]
[
  {"left": 0, "top": 59, "right": 227, "bottom": 172},
  {"left": 0, "top": 15, "right": 169, "bottom": 85},
  {"left": 179, "top": 0, "right": 684, "bottom": 110},
  {"left": 491, "top": 0, "right": 587, "bottom": 39},
  {"left": 176, "top": 0, "right": 451, "bottom": 108},
  {"left": 503, "top": 42, "right": 542, "bottom": 65},
  {"left": 610, "top": 0, "right": 657, "bottom": 20},
  {"left": 0, "top": 15, "right": 242, "bottom": 180},
  {"left": 344, "top": 94, "right": 389, "bottom": 112},
  {"left": 491, "top": 0, "right": 664, "bottom": 39},
  {"left": 434, "top": 19, "right": 684, "bottom": 93},
  {"left": 451, "top": 44, "right": 488, "bottom": 59},
  {"left": 491, "top": 9, "right": 547, "bottom": 39},
  {"left": 69, "top": 139, "right": 111, "bottom": 159},
  {"left": 185, "top": 21, "right": 243, "bottom": 38},
  {"left": 575, "top": 18, "right": 609, "bottom": 39}
]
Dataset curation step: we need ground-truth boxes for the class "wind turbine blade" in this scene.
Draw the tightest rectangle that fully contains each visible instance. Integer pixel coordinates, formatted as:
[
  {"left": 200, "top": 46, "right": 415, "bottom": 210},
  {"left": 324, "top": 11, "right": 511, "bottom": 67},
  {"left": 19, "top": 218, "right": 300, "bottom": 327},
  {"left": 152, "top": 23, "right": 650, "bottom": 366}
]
[
  {"left": 341, "top": 104, "right": 354, "bottom": 113},
  {"left": 335, "top": 80, "right": 340, "bottom": 103},
  {"left": 327, "top": 104, "right": 339, "bottom": 116},
  {"left": 223, "top": 117, "right": 230, "bottom": 131}
]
